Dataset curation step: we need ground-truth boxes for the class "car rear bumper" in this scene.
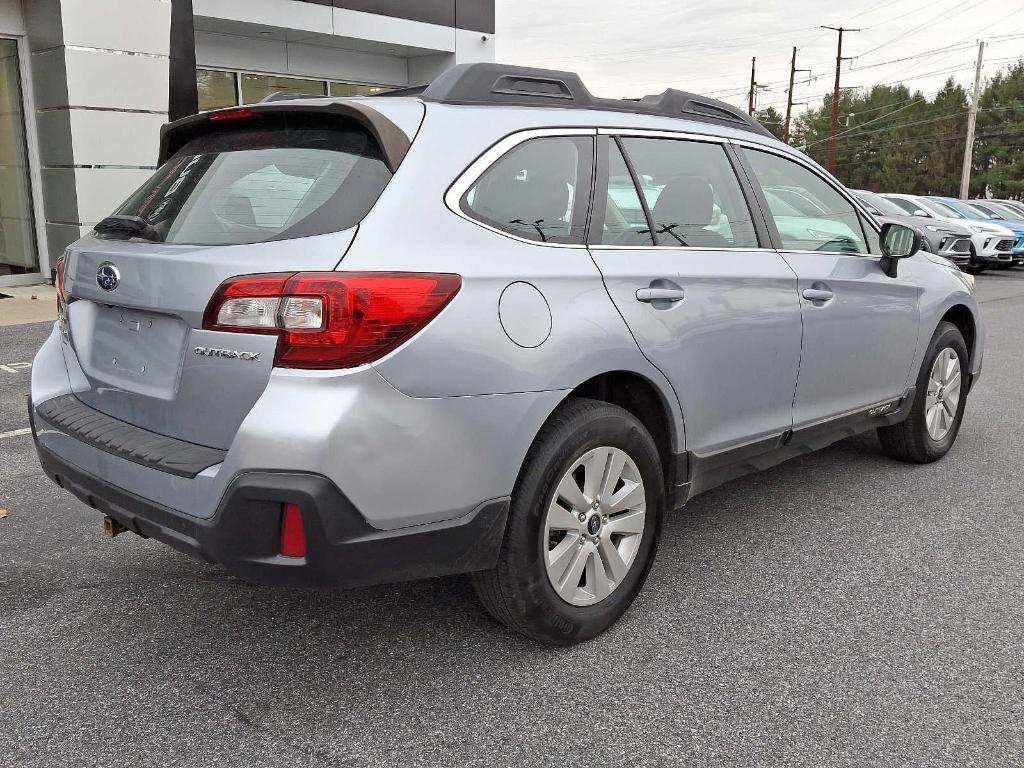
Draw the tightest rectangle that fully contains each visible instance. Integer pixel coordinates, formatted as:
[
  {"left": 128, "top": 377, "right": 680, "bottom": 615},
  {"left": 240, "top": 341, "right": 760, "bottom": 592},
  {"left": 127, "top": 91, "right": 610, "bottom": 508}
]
[{"left": 31, "top": 406, "right": 509, "bottom": 588}]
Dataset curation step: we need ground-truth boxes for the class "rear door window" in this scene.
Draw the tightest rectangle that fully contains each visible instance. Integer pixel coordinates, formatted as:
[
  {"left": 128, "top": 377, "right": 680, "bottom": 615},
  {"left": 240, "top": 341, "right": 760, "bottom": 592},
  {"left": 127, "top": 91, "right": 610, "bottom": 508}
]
[
  {"left": 106, "top": 123, "right": 392, "bottom": 246},
  {"left": 462, "top": 136, "right": 593, "bottom": 245},
  {"left": 616, "top": 137, "right": 760, "bottom": 248}
]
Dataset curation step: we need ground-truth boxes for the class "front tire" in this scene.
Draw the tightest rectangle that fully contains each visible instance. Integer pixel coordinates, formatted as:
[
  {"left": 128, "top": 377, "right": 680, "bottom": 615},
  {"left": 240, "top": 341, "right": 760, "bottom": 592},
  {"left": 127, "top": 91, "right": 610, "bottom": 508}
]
[
  {"left": 472, "top": 398, "right": 664, "bottom": 645},
  {"left": 878, "top": 321, "right": 969, "bottom": 463}
]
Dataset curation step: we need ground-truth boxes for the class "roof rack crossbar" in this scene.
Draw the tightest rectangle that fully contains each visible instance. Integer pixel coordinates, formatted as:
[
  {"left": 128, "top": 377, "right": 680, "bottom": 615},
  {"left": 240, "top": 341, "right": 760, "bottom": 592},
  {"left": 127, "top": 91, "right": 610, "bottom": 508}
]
[{"left": 414, "top": 63, "right": 772, "bottom": 138}]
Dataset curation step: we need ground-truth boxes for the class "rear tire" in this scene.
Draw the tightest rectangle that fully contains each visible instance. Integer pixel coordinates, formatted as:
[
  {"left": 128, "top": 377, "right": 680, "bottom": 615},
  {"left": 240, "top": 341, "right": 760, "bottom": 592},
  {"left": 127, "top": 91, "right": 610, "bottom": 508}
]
[
  {"left": 878, "top": 321, "right": 969, "bottom": 463},
  {"left": 472, "top": 397, "right": 663, "bottom": 645}
]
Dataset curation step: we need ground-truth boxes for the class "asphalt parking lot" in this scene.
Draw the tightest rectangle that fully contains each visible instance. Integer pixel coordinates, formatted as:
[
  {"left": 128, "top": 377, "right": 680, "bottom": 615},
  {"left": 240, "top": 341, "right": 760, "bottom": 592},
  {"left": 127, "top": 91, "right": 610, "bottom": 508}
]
[{"left": 1, "top": 272, "right": 1022, "bottom": 768}]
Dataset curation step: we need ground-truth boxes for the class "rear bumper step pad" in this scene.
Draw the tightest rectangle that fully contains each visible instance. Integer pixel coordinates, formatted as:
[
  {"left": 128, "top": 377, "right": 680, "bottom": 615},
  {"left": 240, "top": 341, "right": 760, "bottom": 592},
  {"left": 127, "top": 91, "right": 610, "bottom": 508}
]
[{"left": 33, "top": 394, "right": 226, "bottom": 478}]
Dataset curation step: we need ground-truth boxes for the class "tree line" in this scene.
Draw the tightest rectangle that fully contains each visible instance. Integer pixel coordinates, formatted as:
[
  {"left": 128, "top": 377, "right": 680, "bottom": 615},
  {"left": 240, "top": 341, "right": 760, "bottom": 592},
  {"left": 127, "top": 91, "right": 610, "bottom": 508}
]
[{"left": 754, "top": 60, "right": 1024, "bottom": 198}]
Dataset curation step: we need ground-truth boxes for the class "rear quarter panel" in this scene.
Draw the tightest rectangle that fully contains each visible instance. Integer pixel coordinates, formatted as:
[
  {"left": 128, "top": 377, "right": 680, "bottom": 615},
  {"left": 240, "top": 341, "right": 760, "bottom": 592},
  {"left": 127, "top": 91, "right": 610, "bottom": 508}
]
[{"left": 345, "top": 105, "right": 688, "bottom": 450}]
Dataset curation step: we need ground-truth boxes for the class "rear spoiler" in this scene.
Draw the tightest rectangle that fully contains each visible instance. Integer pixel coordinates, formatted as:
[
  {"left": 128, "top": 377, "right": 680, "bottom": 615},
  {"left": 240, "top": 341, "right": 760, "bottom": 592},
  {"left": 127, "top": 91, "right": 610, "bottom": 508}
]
[{"left": 158, "top": 101, "right": 412, "bottom": 173}]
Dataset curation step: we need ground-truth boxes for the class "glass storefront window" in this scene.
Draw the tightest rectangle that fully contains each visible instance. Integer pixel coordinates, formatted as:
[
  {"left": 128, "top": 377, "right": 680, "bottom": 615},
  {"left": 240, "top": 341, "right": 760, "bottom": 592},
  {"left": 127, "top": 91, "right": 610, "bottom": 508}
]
[
  {"left": 0, "top": 39, "right": 38, "bottom": 277},
  {"left": 329, "top": 82, "right": 393, "bottom": 97},
  {"left": 197, "top": 69, "right": 394, "bottom": 110},
  {"left": 240, "top": 74, "right": 327, "bottom": 104},
  {"left": 197, "top": 69, "right": 238, "bottom": 112}
]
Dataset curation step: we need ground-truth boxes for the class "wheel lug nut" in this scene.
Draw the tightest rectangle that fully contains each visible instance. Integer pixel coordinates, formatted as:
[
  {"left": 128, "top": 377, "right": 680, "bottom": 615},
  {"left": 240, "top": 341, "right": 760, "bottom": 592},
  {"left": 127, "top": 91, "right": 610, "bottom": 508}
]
[{"left": 578, "top": 513, "right": 586, "bottom": 522}]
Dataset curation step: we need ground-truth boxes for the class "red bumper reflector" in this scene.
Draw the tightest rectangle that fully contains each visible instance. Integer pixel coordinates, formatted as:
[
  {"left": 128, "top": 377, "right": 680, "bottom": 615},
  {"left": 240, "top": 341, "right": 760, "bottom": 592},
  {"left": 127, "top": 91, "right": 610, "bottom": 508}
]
[{"left": 280, "top": 503, "right": 307, "bottom": 558}]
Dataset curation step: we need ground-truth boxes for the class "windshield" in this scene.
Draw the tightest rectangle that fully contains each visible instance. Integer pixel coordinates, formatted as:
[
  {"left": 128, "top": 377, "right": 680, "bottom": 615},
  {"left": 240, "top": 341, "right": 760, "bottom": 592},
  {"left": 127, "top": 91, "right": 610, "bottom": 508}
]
[
  {"left": 104, "top": 124, "right": 392, "bottom": 246},
  {"left": 856, "top": 190, "right": 906, "bottom": 218},
  {"left": 962, "top": 201, "right": 995, "bottom": 219},
  {"left": 990, "top": 202, "right": 1024, "bottom": 221},
  {"left": 923, "top": 199, "right": 965, "bottom": 219}
]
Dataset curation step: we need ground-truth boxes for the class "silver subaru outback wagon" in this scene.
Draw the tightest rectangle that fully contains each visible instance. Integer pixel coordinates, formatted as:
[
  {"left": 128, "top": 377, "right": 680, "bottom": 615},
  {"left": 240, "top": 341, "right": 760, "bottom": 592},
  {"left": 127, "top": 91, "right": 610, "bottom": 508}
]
[{"left": 30, "top": 63, "right": 983, "bottom": 644}]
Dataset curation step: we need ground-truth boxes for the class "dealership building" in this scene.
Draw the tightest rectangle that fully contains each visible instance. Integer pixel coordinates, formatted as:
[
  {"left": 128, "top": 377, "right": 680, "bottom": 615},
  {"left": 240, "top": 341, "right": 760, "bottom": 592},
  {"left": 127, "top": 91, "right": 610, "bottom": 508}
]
[{"left": 0, "top": 0, "right": 495, "bottom": 287}]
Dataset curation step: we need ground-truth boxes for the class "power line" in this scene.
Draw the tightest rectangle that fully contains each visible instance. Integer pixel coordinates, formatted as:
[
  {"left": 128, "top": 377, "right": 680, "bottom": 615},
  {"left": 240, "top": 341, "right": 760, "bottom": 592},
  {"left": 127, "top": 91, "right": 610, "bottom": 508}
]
[{"left": 856, "top": 0, "right": 994, "bottom": 58}]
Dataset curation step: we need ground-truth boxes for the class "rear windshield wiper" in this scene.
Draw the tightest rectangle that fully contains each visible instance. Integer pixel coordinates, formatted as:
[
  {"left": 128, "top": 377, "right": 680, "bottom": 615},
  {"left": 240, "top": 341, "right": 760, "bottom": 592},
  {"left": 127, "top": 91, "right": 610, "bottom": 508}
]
[{"left": 94, "top": 215, "right": 163, "bottom": 242}]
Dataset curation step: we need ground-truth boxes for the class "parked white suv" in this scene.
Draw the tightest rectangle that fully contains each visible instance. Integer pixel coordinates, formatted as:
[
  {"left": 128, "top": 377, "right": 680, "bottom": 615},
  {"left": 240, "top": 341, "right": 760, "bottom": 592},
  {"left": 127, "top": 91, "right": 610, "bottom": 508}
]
[{"left": 882, "top": 193, "right": 1014, "bottom": 271}]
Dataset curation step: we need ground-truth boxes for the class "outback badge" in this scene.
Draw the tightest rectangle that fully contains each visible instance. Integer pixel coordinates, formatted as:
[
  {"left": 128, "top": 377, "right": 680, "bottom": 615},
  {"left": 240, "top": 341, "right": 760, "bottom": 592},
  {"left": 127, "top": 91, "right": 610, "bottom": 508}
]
[{"left": 194, "top": 346, "right": 262, "bottom": 362}]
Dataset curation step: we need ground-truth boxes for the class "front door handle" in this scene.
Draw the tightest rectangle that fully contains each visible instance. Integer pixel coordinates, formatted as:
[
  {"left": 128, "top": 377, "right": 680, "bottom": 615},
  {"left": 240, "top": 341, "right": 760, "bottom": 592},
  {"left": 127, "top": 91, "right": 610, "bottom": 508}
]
[
  {"left": 802, "top": 288, "right": 835, "bottom": 302},
  {"left": 636, "top": 288, "right": 686, "bottom": 303}
]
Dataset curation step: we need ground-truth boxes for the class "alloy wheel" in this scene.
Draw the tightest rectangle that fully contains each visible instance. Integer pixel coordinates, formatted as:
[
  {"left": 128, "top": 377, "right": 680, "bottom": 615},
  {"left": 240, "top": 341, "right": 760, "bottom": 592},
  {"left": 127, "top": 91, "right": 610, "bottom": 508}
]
[
  {"left": 925, "top": 347, "right": 962, "bottom": 441},
  {"left": 542, "top": 446, "right": 646, "bottom": 607}
]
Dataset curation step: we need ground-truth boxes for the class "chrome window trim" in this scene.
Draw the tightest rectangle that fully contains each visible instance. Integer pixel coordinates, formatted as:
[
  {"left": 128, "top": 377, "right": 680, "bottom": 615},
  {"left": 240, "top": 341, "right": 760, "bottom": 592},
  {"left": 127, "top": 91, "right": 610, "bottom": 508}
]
[
  {"left": 598, "top": 128, "right": 728, "bottom": 143},
  {"left": 588, "top": 244, "right": 778, "bottom": 252},
  {"left": 444, "top": 127, "right": 598, "bottom": 249}
]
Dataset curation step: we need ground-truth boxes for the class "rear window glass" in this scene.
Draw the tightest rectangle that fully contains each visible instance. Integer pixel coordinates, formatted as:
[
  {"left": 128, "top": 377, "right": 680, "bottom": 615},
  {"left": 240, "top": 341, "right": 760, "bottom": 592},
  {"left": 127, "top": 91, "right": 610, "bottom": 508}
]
[
  {"left": 105, "top": 125, "right": 392, "bottom": 245},
  {"left": 461, "top": 137, "right": 593, "bottom": 245}
]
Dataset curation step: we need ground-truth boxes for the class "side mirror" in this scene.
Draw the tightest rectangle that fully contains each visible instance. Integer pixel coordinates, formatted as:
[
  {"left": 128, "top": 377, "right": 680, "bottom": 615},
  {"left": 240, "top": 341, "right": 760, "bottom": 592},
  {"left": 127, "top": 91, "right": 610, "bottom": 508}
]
[
  {"left": 879, "top": 222, "right": 922, "bottom": 277},
  {"left": 912, "top": 209, "right": 930, "bottom": 217}
]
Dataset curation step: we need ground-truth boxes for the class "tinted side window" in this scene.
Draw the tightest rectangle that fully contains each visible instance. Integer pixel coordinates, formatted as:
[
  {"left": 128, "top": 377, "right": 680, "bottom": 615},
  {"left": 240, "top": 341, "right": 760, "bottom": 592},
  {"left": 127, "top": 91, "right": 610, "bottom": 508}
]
[
  {"left": 744, "top": 149, "right": 868, "bottom": 254},
  {"left": 618, "top": 138, "right": 759, "bottom": 248},
  {"left": 600, "top": 141, "right": 654, "bottom": 246},
  {"left": 462, "top": 137, "right": 592, "bottom": 244}
]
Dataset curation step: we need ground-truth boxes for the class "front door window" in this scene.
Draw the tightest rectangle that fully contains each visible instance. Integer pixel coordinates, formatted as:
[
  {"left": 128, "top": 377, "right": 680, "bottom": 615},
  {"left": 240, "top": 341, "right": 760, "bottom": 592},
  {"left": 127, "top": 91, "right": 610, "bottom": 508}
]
[{"left": 0, "top": 39, "right": 38, "bottom": 277}]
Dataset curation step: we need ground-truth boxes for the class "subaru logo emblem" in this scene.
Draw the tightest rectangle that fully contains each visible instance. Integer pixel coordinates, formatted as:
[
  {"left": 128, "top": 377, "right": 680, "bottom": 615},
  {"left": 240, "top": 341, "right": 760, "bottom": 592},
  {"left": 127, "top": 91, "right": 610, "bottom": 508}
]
[{"left": 96, "top": 262, "right": 120, "bottom": 291}]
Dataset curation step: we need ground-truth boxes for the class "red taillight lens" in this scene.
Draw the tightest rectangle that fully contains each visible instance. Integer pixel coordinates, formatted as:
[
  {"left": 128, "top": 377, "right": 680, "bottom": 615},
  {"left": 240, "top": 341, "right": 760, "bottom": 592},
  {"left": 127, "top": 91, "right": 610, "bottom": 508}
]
[
  {"left": 203, "top": 272, "right": 461, "bottom": 369},
  {"left": 55, "top": 254, "right": 67, "bottom": 312},
  {"left": 280, "top": 503, "right": 306, "bottom": 558}
]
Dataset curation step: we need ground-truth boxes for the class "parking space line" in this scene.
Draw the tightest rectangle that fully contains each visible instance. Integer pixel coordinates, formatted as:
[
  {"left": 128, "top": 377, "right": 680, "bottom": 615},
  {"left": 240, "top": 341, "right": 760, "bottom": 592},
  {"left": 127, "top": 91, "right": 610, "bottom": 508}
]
[{"left": 0, "top": 427, "right": 31, "bottom": 439}]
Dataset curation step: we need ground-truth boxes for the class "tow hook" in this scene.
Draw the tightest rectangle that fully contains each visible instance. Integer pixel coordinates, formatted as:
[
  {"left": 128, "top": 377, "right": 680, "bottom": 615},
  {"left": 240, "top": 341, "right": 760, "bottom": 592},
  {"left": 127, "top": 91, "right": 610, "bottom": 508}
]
[{"left": 102, "top": 516, "right": 127, "bottom": 538}]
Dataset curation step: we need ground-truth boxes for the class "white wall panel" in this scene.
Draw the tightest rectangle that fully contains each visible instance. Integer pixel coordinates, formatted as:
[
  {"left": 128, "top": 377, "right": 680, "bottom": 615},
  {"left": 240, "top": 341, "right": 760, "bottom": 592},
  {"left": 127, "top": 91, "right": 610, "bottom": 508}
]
[
  {"left": 454, "top": 28, "right": 494, "bottom": 64},
  {"left": 62, "top": 49, "right": 170, "bottom": 111},
  {"left": 331, "top": 8, "right": 454, "bottom": 52},
  {"left": 195, "top": 30, "right": 288, "bottom": 73},
  {"left": 58, "top": 0, "right": 171, "bottom": 56},
  {"left": 194, "top": 0, "right": 331, "bottom": 35},
  {"left": 285, "top": 42, "right": 408, "bottom": 85},
  {"left": 408, "top": 54, "right": 453, "bottom": 87},
  {"left": 38, "top": 109, "right": 164, "bottom": 166}
]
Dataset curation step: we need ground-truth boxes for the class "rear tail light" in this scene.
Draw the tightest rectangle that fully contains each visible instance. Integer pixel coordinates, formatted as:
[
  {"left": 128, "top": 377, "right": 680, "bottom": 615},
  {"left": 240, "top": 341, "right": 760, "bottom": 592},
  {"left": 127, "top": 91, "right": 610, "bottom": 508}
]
[
  {"left": 203, "top": 272, "right": 461, "bottom": 369},
  {"left": 280, "top": 503, "right": 306, "bottom": 558}
]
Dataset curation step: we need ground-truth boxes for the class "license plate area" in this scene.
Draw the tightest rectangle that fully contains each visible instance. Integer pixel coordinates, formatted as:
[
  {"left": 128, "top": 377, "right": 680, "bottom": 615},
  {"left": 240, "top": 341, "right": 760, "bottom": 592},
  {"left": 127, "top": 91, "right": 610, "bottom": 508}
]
[{"left": 69, "top": 301, "right": 188, "bottom": 399}]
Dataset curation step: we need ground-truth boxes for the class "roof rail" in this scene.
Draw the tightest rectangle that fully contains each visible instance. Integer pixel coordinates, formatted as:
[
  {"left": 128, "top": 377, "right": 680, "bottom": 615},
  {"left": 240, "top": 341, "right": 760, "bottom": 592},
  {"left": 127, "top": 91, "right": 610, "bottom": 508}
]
[{"left": 414, "top": 63, "right": 772, "bottom": 138}]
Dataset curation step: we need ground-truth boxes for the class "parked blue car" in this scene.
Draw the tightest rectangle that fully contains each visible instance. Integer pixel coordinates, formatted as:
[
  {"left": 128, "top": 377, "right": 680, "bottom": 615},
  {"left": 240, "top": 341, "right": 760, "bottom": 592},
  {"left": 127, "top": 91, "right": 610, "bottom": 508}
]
[{"left": 928, "top": 197, "right": 1024, "bottom": 267}]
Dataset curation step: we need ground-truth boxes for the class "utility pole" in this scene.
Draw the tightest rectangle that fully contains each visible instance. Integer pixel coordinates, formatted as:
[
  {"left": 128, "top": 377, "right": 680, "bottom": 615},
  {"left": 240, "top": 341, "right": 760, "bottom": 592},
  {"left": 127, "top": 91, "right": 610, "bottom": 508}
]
[
  {"left": 821, "top": 26, "right": 860, "bottom": 174},
  {"left": 748, "top": 57, "right": 757, "bottom": 115},
  {"left": 783, "top": 46, "right": 811, "bottom": 144},
  {"left": 960, "top": 40, "right": 986, "bottom": 199}
]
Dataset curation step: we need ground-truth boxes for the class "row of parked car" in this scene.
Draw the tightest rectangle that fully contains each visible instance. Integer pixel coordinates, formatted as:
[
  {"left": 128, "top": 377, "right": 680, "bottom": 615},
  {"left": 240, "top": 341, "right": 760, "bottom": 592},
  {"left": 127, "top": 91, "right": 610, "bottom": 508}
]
[{"left": 853, "top": 191, "right": 1024, "bottom": 273}]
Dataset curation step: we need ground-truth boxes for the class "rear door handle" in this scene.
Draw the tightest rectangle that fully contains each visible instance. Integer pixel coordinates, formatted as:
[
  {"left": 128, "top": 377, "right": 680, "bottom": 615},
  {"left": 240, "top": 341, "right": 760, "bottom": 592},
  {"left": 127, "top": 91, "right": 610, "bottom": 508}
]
[
  {"left": 802, "top": 288, "right": 835, "bottom": 302},
  {"left": 636, "top": 288, "right": 686, "bottom": 303}
]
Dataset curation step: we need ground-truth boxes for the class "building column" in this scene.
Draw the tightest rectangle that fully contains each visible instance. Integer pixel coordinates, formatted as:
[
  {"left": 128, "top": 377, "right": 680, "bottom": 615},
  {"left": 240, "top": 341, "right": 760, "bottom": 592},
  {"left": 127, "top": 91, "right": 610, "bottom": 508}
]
[{"left": 23, "top": 0, "right": 172, "bottom": 269}]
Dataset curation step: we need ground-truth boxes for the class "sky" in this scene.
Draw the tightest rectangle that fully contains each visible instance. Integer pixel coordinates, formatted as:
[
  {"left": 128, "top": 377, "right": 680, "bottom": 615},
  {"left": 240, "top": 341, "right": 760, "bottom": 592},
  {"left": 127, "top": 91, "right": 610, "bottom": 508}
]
[{"left": 494, "top": 0, "right": 1024, "bottom": 117}]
